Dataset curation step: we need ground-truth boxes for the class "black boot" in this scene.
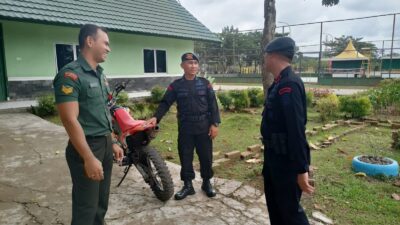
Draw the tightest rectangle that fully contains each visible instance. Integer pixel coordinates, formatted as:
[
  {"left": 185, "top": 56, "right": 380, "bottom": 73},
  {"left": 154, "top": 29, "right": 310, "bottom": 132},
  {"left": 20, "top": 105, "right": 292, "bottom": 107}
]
[
  {"left": 201, "top": 179, "right": 216, "bottom": 198},
  {"left": 174, "top": 180, "right": 195, "bottom": 200}
]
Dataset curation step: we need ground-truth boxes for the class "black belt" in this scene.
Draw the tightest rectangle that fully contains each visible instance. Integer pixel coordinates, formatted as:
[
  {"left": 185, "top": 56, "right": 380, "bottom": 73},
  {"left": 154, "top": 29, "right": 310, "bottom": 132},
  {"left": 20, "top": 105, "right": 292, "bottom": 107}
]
[
  {"left": 263, "top": 133, "right": 288, "bottom": 155},
  {"left": 179, "top": 113, "right": 209, "bottom": 122},
  {"left": 85, "top": 134, "right": 110, "bottom": 140}
]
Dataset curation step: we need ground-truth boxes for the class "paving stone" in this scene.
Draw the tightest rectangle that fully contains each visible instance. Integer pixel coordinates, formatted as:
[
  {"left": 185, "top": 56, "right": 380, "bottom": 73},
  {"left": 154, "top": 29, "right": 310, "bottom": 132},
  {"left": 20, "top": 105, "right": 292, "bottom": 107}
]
[
  {"left": 313, "top": 126, "right": 322, "bottom": 131},
  {"left": 335, "top": 119, "right": 345, "bottom": 125},
  {"left": 391, "top": 123, "right": 400, "bottom": 129},
  {"left": 247, "top": 144, "right": 262, "bottom": 153},
  {"left": 224, "top": 151, "right": 241, "bottom": 160},
  {"left": 367, "top": 121, "right": 379, "bottom": 126},
  {"left": 309, "top": 218, "right": 325, "bottom": 225},
  {"left": 214, "top": 158, "right": 231, "bottom": 164},
  {"left": 215, "top": 179, "right": 243, "bottom": 196},
  {"left": 312, "top": 211, "right": 334, "bottom": 224},
  {"left": 0, "top": 113, "right": 271, "bottom": 225},
  {"left": 212, "top": 163, "right": 221, "bottom": 169},
  {"left": 232, "top": 185, "right": 262, "bottom": 203},
  {"left": 246, "top": 158, "right": 263, "bottom": 164},
  {"left": 309, "top": 143, "right": 320, "bottom": 151},
  {"left": 212, "top": 151, "right": 221, "bottom": 157},
  {"left": 350, "top": 121, "right": 364, "bottom": 125},
  {"left": 240, "top": 151, "right": 254, "bottom": 160}
]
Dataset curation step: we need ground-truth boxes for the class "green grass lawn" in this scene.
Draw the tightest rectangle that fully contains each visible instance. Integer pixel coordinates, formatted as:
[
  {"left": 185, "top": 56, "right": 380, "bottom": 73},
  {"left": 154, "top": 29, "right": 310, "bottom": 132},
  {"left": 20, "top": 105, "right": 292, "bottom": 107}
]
[
  {"left": 45, "top": 107, "right": 400, "bottom": 224},
  {"left": 152, "top": 108, "right": 400, "bottom": 225},
  {"left": 306, "top": 126, "right": 400, "bottom": 225}
]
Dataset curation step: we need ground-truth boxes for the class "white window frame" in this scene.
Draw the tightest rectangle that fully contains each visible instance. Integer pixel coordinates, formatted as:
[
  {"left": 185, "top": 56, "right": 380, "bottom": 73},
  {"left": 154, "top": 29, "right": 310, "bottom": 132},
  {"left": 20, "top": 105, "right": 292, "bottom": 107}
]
[
  {"left": 143, "top": 49, "right": 168, "bottom": 74},
  {"left": 54, "top": 43, "right": 79, "bottom": 73}
]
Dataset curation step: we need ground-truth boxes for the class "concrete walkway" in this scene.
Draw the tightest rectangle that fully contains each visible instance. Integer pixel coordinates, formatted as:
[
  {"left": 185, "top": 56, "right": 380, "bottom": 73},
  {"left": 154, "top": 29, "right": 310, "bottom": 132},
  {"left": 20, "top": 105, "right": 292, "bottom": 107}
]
[
  {"left": 0, "top": 113, "right": 270, "bottom": 225},
  {"left": 0, "top": 91, "right": 151, "bottom": 113}
]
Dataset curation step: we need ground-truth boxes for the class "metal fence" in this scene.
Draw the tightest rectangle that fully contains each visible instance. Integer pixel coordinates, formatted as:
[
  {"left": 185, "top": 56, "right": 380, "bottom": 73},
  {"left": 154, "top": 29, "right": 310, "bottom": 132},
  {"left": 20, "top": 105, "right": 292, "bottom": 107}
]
[{"left": 196, "top": 13, "right": 400, "bottom": 80}]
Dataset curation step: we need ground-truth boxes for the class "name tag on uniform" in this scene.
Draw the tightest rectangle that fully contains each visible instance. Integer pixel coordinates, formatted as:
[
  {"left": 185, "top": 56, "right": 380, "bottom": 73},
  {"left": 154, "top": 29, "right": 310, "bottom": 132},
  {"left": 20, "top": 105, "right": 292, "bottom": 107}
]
[{"left": 89, "top": 82, "right": 100, "bottom": 88}]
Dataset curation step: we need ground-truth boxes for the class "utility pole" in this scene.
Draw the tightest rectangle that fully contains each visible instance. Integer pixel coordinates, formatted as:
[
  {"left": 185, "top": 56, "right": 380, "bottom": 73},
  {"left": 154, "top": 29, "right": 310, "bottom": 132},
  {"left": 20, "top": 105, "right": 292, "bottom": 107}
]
[
  {"left": 389, "top": 14, "right": 396, "bottom": 78},
  {"left": 317, "top": 22, "right": 323, "bottom": 77}
]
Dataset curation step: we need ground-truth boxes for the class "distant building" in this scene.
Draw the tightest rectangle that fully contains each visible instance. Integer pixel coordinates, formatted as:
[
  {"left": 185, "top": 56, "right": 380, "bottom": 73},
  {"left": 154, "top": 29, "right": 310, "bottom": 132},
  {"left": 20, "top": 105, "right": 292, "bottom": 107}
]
[
  {"left": 381, "top": 56, "right": 400, "bottom": 78},
  {"left": 327, "top": 40, "right": 369, "bottom": 78},
  {"left": 0, "top": 0, "right": 219, "bottom": 101}
]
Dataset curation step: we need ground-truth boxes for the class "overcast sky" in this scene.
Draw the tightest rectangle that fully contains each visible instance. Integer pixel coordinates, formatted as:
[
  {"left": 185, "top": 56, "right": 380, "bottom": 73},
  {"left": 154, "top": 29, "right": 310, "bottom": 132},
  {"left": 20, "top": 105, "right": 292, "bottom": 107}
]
[{"left": 179, "top": 0, "right": 400, "bottom": 53}]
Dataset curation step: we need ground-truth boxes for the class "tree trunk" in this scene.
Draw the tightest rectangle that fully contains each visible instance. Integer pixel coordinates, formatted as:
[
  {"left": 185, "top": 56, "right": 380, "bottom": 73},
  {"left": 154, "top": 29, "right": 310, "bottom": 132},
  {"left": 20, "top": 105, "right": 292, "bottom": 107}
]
[{"left": 261, "top": 0, "right": 276, "bottom": 96}]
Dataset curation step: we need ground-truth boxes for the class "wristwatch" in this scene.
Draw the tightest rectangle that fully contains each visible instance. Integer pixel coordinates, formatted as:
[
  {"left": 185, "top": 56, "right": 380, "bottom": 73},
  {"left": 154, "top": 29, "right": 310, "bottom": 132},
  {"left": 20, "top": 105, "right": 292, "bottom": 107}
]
[
  {"left": 112, "top": 138, "right": 119, "bottom": 145},
  {"left": 213, "top": 123, "right": 219, "bottom": 127}
]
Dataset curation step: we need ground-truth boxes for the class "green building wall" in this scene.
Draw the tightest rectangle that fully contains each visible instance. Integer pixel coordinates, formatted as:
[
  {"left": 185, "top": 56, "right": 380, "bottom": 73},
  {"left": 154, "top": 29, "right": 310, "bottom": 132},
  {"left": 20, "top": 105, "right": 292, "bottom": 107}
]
[
  {"left": 1, "top": 20, "right": 194, "bottom": 79},
  {"left": 331, "top": 60, "right": 366, "bottom": 69},
  {"left": 381, "top": 58, "right": 400, "bottom": 71}
]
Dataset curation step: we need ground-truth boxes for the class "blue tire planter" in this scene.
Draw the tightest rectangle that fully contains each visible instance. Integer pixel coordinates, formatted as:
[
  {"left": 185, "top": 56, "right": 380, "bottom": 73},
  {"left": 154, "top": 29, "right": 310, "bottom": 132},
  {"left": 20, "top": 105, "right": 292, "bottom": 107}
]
[{"left": 352, "top": 155, "right": 399, "bottom": 177}]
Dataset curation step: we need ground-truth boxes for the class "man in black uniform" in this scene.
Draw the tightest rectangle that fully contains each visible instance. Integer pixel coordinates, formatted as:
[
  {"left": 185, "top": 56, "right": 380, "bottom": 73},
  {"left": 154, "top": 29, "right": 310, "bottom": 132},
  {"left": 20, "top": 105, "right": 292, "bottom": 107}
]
[
  {"left": 260, "top": 37, "right": 314, "bottom": 225},
  {"left": 147, "top": 53, "right": 221, "bottom": 200}
]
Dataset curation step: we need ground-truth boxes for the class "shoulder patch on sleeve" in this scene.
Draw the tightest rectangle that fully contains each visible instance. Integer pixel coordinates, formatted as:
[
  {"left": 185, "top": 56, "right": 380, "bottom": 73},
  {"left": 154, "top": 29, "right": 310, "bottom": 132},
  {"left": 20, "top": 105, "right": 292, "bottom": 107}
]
[
  {"left": 167, "top": 85, "right": 173, "bottom": 91},
  {"left": 207, "top": 83, "right": 213, "bottom": 89},
  {"left": 64, "top": 72, "right": 78, "bottom": 81},
  {"left": 279, "top": 87, "right": 292, "bottom": 95},
  {"left": 61, "top": 85, "right": 74, "bottom": 95}
]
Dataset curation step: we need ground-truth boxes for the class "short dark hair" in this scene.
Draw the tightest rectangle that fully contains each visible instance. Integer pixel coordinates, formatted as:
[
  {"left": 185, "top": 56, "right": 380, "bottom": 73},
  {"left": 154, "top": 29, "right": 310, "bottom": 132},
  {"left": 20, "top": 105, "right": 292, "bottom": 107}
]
[{"left": 78, "top": 24, "right": 108, "bottom": 49}]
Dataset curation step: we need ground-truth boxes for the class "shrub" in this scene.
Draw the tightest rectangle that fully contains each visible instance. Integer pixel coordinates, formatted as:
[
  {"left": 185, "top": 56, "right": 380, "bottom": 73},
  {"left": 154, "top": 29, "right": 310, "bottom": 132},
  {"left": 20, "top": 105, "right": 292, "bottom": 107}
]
[
  {"left": 130, "top": 101, "right": 146, "bottom": 119},
  {"left": 306, "top": 91, "right": 314, "bottom": 108},
  {"left": 116, "top": 91, "right": 129, "bottom": 106},
  {"left": 32, "top": 94, "right": 57, "bottom": 117},
  {"left": 217, "top": 91, "right": 232, "bottom": 110},
  {"left": 316, "top": 93, "right": 339, "bottom": 121},
  {"left": 150, "top": 85, "right": 165, "bottom": 103},
  {"left": 230, "top": 90, "right": 250, "bottom": 110},
  {"left": 247, "top": 88, "right": 264, "bottom": 107},
  {"left": 204, "top": 75, "right": 215, "bottom": 85},
  {"left": 339, "top": 95, "right": 372, "bottom": 119},
  {"left": 309, "top": 88, "right": 332, "bottom": 98},
  {"left": 256, "top": 92, "right": 265, "bottom": 107},
  {"left": 367, "top": 79, "right": 400, "bottom": 112},
  {"left": 147, "top": 103, "right": 158, "bottom": 117}
]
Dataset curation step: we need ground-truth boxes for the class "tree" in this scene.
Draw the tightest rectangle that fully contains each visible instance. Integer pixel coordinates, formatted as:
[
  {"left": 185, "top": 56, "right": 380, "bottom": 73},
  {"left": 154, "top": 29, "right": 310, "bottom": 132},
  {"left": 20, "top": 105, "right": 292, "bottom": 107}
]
[
  {"left": 324, "top": 35, "right": 378, "bottom": 58},
  {"left": 195, "top": 26, "right": 264, "bottom": 74},
  {"left": 261, "top": 0, "right": 276, "bottom": 95},
  {"left": 322, "top": 0, "right": 339, "bottom": 6},
  {"left": 262, "top": 0, "right": 340, "bottom": 95},
  {"left": 194, "top": 39, "right": 223, "bottom": 74}
]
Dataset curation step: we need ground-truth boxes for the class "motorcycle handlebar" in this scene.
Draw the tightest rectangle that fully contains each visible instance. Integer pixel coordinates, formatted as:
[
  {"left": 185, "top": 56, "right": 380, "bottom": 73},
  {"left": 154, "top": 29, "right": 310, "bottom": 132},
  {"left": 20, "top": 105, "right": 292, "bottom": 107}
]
[{"left": 115, "top": 82, "right": 126, "bottom": 95}]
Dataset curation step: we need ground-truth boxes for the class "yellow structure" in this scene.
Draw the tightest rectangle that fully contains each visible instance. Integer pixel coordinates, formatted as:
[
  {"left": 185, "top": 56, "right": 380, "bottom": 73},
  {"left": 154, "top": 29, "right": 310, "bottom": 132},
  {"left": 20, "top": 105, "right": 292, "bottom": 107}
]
[
  {"left": 334, "top": 40, "right": 368, "bottom": 60},
  {"left": 330, "top": 39, "right": 371, "bottom": 77}
]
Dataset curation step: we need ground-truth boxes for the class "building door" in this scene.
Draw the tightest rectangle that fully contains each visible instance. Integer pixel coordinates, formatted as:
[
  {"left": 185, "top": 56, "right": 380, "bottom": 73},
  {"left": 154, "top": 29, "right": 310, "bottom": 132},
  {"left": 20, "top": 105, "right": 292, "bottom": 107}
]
[{"left": 0, "top": 23, "right": 7, "bottom": 101}]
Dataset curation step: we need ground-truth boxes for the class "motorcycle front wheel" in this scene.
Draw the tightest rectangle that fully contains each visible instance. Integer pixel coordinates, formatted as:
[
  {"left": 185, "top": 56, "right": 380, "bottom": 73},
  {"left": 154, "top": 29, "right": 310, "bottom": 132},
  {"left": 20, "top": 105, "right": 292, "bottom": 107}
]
[{"left": 138, "top": 146, "right": 174, "bottom": 201}]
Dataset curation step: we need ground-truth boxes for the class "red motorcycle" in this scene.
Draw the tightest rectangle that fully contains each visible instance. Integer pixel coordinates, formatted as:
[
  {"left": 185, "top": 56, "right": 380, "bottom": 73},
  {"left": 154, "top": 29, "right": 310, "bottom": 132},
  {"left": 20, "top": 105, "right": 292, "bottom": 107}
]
[{"left": 108, "top": 82, "right": 174, "bottom": 201}]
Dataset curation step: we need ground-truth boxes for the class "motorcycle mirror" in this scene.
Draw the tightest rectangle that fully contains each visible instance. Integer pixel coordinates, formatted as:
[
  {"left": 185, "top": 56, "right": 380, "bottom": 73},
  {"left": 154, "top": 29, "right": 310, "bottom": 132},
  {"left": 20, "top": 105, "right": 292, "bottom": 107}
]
[{"left": 115, "top": 83, "right": 126, "bottom": 93}]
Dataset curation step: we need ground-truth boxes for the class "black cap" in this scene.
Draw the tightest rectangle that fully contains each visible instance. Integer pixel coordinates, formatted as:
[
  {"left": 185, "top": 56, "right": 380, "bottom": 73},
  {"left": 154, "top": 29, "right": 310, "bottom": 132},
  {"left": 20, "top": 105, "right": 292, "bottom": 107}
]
[
  {"left": 264, "top": 37, "right": 296, "bottom": 60},
  {"left": 181, "top": 52, "right": 199, "bottom": 62}
]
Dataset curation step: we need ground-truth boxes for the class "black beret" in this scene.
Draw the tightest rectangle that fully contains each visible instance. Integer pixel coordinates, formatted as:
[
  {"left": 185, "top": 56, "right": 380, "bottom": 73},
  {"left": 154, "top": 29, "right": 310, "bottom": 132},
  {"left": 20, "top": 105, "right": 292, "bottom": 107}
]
[
  {"left": 264, "top": 37, "right": 296, "bottom": 60},
  {"left": 181, "top": 53, "right": 199, "bottom": 62}
]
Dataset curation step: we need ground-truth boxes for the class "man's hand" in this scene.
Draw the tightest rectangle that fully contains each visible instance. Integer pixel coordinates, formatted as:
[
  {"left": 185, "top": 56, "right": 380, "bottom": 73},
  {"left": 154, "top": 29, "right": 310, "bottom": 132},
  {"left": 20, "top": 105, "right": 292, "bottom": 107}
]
[
  {"left": 112, "top": 143, "right": 124, "bottom": 162},
  {"left": 57, "top": 102, "right": 104, "bottom": 181},
  {"left": 84, "top": 156, "right": 104, "bottom": 181},
  {"left": 297, "top": 172, "right": 315, "bottom": 194},
  {"left": 145, "top": 117, "right": 157, "bottom": 127},
  {"left": 208, "top": 124, "right": 219, "bottom": 139}
]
